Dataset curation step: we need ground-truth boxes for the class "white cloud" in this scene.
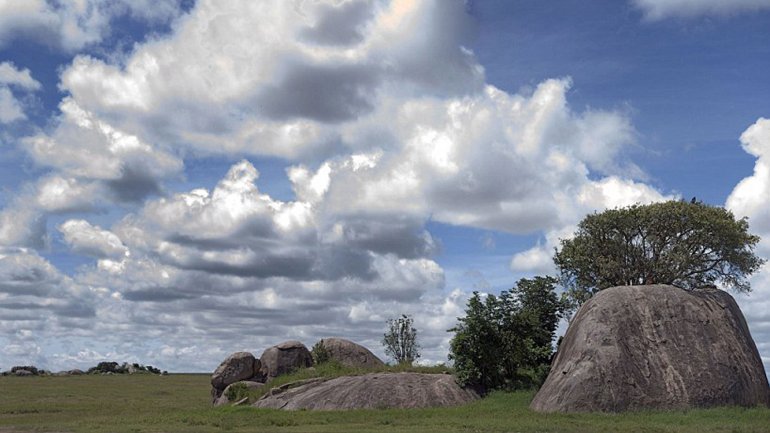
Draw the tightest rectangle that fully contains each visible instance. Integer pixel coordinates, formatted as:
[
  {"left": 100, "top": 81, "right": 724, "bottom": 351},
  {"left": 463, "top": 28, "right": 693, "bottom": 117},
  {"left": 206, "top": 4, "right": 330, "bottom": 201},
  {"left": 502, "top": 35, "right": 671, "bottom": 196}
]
[
  {"left": 0, "top": 62, "right": 41, "bottom": 124},
  {"left": 0, "top": 87, "right": 26, "bottom": 123},
  {"left": 312, "top": 79, "right": 664, "bottom": 235},
  {"left": 633, "top": 0, "right": 770, "bottom": 19},
  {"left": 727, "top": 118, "right": 770, "bottom": 236},
  {"left": 0, "top": 0, "right": 185, "bottom": 51},
  {"left": 726, "top": 118, "right": 770, "bottom": 373},
  {"left": 0, "top": 0, "right": 683, "bottom": 372},
  {"left": 24, "top": 98, "right": 182, "bottom": 202},
  {"left": 36, "top": 176, "right": 101, "bottom": 213},
  {"left": 0, "top": 62, "right": 41, "bottom": 90},
  {"left": 0, "top": 205, "right": 47, "bottom": 249},
  {"left": 59, "top": 220, "right": 128, "bottom": 259},
  {"left": 58, "top": 0, "right": 482, "bottom": 158}
]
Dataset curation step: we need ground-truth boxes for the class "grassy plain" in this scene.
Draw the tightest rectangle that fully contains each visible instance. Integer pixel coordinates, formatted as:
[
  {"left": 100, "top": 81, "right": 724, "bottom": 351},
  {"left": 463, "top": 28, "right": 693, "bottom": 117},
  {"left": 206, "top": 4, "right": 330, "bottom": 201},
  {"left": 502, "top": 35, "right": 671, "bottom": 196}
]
[{"left": 1, "top": 373, "right": 769, "bottom": 433}]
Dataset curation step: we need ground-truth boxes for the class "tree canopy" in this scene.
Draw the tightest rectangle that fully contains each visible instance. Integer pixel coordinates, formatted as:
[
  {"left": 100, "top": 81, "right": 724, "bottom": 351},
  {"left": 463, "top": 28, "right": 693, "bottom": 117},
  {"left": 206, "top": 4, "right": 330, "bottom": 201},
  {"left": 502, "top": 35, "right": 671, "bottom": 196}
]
[
  {"left": 448, "top": 276, "right": 565, "bottom": 392},
  {"left": 554, "top": 200, "right": 765, "bottom": 306}
]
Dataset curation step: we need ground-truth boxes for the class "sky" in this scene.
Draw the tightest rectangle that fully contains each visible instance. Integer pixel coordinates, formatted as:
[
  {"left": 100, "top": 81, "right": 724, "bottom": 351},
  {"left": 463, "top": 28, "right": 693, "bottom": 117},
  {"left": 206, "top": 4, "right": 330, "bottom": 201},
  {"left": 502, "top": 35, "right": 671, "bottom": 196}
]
[{"left": 0, "top": 0, "right": 769, "bottom": 374}]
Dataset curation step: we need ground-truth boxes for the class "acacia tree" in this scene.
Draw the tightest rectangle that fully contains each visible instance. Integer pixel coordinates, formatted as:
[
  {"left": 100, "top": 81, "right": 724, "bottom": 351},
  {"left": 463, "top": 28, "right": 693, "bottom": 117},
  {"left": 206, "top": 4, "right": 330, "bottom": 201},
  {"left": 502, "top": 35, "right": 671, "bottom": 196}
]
[
  {"left": 449, "top": 276, "right": 565, "bottom": 392},
  {"left": 555, "top": 200, "right": 765, "bottom": 307},
  {"left": 382, "top": 314, "right": 420, "bottom": 365}
]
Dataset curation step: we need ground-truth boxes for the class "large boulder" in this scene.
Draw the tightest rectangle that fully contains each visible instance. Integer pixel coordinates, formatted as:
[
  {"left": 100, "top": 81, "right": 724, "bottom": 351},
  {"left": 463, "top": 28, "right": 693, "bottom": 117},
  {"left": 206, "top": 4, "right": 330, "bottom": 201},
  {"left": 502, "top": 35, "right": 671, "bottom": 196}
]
[
  {"left": 531, "top": 285, "right": 770, "bottom": 412},
  {"left": 211, "top": 352, "right": 261, "bottom": 398},
  {"left": 253, "top": 372, "right": 478, "bottom": 410},
  {"left": 316, "top": 338, "right": 385, "bottom": 369},
  {"left": 260, "top": 341, "right": 313, "bottom": 380}
]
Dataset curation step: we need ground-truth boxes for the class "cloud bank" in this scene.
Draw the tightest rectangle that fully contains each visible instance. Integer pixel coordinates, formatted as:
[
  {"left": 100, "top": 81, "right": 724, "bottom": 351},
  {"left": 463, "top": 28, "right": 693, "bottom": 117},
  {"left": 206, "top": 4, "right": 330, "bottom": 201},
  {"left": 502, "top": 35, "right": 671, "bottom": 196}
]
[{"left": 5, "top": 0, "right": 749, "bottom": 373}]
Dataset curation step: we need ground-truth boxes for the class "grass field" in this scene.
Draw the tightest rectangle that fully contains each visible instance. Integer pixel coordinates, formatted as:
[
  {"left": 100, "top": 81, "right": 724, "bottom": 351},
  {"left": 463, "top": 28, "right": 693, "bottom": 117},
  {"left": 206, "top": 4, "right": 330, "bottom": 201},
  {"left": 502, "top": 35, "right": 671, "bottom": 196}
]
[{"left": 1, "top": 374, "right": 769, "bottom": 433}]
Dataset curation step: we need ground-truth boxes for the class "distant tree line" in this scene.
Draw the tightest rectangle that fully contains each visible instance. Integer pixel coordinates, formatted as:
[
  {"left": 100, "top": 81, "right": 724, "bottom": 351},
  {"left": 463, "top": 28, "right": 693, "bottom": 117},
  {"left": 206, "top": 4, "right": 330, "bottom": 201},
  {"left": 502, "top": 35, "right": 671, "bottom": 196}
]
[{"left": 2, "top": 362, "right": 168, "bottom": 376}]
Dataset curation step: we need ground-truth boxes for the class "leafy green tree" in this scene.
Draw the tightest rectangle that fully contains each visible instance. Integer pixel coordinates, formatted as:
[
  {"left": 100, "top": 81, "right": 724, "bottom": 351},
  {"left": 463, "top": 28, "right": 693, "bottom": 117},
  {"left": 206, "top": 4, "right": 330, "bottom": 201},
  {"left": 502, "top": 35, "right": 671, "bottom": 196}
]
[
  {"left": 382, "top": 314, "right": 420, "bottom": 365},
  {"left": 554, "top": 200, "right": 764, "bottom": 307},
  {"left": 449, "top": 276, "right": 565, "bottom": 392}
]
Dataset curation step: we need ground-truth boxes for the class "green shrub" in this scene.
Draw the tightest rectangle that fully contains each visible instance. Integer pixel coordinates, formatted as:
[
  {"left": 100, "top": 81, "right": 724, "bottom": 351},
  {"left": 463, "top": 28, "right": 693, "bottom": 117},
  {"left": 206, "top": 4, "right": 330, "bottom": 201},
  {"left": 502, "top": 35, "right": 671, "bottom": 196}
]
[
  {"left": 311, "top": 340, "right": 331, "bottom": 365},
  {"left": 449, "top": 276, "right": 565, "bottom": 393}
]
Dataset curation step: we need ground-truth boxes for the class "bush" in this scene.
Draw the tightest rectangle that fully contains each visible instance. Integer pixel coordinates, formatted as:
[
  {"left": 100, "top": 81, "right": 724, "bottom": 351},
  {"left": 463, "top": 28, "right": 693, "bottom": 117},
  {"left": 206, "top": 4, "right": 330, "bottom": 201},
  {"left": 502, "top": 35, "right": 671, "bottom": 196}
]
[
  {"left": 449, "top": 276, "right": 564, "bottom": 393},
  {"left": 311, "top": 340, "right": 331, "bottom": 365}
]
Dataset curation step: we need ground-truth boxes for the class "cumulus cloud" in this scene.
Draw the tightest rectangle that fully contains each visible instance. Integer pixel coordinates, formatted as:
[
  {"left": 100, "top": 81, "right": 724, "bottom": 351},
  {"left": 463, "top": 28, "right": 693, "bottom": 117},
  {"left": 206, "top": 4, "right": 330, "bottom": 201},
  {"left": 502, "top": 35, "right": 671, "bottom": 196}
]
[
  {"left": 0, "top": 0, "right": 186, "bottom": 51},
  {"left": 312, "top": 79, "right": 660, "bottom": 235},
  {"left": 727, "top": 118, "right": 770, "bottom": 236},
  {"left": 24, "top": 98, "right": 182, "bottom": 203},
  {"left": 633, "top": 0, "right": 770, "bottom": 19},
  {"left": 725, "top": 118, "right": 770, "bottom": 373},
  {"left": 0, "top": 62, "right": 41, "bottom": 90},
  {"left": 0, "top": 0, "right": 681, "bottom": 371},
  {"left": 58, "top": 0, "right": 482, "bottom": 158},
  {"left": 0, "top": 62, "right": 41, "bottom": 124},
  {"left": 0, "top": 205, "right": 47, "bottom": 250},
  {"left": 0, "top": 87, "right": 26, "bottom": 124},
  {"left": 99, "top": 160, "right": 441, "bottom": 293},
  {"left": 0, "top": 248, "right": 96, "bottom": 369},
  {"left": 35, "top": 176, "right": 101, "bottom": 213},
  {"left": 300, "top": 0, "right": 376, "bottom": 46},
  {"left": 59, "top": 220, "right": 128, "bottom": 259}
]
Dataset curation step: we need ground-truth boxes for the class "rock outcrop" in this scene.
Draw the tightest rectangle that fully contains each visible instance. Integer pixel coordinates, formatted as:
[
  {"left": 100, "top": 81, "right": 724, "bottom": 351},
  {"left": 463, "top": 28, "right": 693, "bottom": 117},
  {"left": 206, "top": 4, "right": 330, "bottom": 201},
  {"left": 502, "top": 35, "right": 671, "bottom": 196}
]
[
  {"left": 316, "top": 338, "right": 385, "bottom": 369},
  {"left": 253, "top": 372, "right": 479, "bottom": 410},
  {"left": 211, "top": 352, "right": 261, "bottom": 401},
  {"left": 259, "top": 341, "right": 313, "bottom": 381},
  {"left": 530, "top": 285, "right": 770, "bottom": 412}
]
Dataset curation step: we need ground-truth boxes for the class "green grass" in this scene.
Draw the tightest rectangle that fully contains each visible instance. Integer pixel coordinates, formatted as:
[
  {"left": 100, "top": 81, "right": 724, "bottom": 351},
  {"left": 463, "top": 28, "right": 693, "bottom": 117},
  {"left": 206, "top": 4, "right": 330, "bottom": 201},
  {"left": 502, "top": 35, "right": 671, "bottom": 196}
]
[{"left": 1, "top": 374, "right": 769, "bottom": 433}]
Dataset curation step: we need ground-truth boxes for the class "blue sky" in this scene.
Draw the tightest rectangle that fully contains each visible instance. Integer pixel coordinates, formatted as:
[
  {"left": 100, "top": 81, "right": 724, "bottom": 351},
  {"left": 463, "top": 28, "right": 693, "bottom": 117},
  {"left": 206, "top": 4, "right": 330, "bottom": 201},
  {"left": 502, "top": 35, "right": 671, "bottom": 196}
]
[{"left": 0, "top": 0, "right": 769, "bottom": 374}]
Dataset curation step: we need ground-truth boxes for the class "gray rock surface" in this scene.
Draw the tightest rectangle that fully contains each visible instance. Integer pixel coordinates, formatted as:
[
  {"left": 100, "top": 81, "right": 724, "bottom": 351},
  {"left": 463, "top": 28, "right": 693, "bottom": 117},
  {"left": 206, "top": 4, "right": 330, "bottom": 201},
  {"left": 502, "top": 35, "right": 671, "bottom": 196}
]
[
  {"left": 211, "top": 352, "right": 260, "bottom": 392},
  {"left": 316, "top": 338, "right": 384, "bottom": 368},
  {"left": 260, "top": 341, "right": 313, "bottom": 381},
  {"left": 530, "top": 285, "right": 770, "bottom": 412},
  {"left": 252, "top": 372, "right": 479, "bottom": 410}
]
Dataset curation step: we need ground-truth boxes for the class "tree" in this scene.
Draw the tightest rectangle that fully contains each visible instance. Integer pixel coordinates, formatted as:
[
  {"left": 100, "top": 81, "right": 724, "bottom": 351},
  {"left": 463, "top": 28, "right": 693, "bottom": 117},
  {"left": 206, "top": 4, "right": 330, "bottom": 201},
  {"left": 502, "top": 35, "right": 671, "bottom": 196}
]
[
  {"left": 382, "top": 314, "right": 420, "bottom": 365},
  {"left": 311, "top": 340, "right": 331, "bottom": 365},
  {"left": 554, "top": 200, "right": 765, "bottom": 307},
  {"left": 448, "top": 276, "right": 565, "bottom": 392}
]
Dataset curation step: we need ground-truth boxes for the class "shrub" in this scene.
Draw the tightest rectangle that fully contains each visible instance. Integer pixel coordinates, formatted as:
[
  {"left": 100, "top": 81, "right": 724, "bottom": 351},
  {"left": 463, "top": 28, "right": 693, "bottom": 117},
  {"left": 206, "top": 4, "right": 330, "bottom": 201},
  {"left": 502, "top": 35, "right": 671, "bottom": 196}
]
[
  {"left": 449, "top": 276, "right": 565, "bottom": 392},
  {"left": 311, "top": 340, "right": 331, "bottom": 365}
]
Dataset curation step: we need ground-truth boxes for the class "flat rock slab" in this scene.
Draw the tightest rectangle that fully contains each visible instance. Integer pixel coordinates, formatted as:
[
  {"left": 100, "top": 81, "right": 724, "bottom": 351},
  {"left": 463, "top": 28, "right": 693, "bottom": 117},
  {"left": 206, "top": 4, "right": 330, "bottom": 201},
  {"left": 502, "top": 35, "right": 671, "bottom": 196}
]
[
  {"left": 253, "top": 372, "right": 479, "bottom": 410},
  {"left": 530, "top": 285, "right": 770, "bottom": 412}
]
